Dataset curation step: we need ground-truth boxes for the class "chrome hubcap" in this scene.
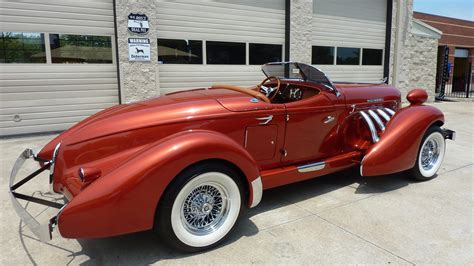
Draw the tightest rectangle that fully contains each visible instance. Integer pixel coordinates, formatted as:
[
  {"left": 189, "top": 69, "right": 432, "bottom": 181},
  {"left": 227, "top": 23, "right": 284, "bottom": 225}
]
[
  {"left": 181, "top": 183, "right": 229, "bottom": 235},
  {"left": 421, "top": 138, "right": 440, "bottom": 171}
]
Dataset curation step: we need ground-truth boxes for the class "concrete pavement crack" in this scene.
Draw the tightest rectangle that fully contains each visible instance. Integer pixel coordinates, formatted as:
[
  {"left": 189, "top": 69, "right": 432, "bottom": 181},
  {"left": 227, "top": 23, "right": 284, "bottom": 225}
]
[
  {"left": 292, "top": 202, "right": 415, "bottom": 265},
  {"left": 314, "top": 213, "right": 416, "bottom": 265},
  {"left": 439, "top": 163, "right": 473, "bottom": 175}
]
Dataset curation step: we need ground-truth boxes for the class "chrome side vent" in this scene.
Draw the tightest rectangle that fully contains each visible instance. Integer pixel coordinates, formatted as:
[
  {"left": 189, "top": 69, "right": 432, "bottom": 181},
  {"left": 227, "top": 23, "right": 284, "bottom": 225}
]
[
  {"left": 384, "top": 107, "right": 396, "bottom": 116},
  {"left": 359, "top": 108, "right": 396, "bottom": 143},
  {"left": 376, "top": 109, "right": 391, "bottom": 122},
  {"left": 360, "top": 111, "right": 380, "bottom": 143},
  {"left": 368, "top": 110, "right": 385, "bottom": 131}
]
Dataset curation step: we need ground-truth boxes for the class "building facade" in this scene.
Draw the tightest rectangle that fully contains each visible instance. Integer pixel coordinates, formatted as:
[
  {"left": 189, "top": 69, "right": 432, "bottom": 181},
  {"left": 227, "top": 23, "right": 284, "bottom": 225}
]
[
  {"left": 414, "top": 12, "right": 474, "bottom": 99},
  {"left": 0, "top": 0, "right": 440, "bottom": 136}
]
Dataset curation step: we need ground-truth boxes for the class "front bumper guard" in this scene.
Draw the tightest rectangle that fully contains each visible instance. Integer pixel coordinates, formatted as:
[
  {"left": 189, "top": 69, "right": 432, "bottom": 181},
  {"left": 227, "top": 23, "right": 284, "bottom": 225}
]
[
  {"left": 442, "top": 128, "right": 455, "bottom": 141},
  {"left": 9, "top": 147, "right": 65, "bottom": 242}
]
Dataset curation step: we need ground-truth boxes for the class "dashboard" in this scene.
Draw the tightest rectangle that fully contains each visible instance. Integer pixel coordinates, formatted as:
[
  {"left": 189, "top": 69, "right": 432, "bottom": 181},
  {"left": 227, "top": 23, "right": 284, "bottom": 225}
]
[{"left": 276, "top": 84, "right": 320, "bottom": 103}]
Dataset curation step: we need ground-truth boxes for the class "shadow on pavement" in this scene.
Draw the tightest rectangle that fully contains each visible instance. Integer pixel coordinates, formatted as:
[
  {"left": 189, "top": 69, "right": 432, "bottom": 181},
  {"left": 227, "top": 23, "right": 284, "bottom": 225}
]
[{"left": 18, "top": 167, "right": 416, "bottom": 264}]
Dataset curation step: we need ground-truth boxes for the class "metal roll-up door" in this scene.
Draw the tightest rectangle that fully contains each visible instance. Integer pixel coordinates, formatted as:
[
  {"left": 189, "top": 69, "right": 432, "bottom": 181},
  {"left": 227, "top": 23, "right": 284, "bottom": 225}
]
[
  {"left": 156, "top": 0, "right": 286, "bottom": 94},
  {"left": 0, "top": 0, "right": 119, "bottom": 136},
  {"left": 312, "top": 0, "right": 387, "bottom": 82}
]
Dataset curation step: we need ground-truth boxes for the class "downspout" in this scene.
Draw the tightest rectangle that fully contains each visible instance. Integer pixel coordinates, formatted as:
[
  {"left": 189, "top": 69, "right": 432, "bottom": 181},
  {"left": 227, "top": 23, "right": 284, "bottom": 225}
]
[
  {"left": 392, "top": 0, "right": 403, "bottom": 87},
  {"left": 112, "top": 0, "right": 122, "bottom": 104},
  {"left": 285, "top": 0, "right": 291, "bottom": 62},
  {"left": 383, "top": 0, "right": 393, "bottom": 83}
]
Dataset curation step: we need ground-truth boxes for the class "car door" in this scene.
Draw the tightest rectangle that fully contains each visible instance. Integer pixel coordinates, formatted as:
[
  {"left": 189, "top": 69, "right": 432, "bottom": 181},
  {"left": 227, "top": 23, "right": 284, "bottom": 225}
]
[{"left": 281, "top": 92, "right": 337, "bottom": 164}]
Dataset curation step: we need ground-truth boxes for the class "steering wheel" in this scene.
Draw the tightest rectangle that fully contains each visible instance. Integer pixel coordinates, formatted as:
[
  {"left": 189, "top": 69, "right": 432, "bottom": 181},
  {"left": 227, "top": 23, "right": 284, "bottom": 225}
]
[{"left": 258, "top": 76, "right": 281, "bottom": 101}]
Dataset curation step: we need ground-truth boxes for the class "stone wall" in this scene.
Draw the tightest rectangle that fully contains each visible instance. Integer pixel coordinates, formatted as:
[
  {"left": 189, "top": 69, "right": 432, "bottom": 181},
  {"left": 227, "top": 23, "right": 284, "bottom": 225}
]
[
  {"left": 406, "top": 35, "right": 439, "bottom": 101},
  {"left": 289, "top": 0, "right": 312, "bottom": 64},
  {"left": 115, "top": 0, "right": 160, "bottom": 103},
  {"left": 389, "top": 0, "right": 416, "bottom": 101}
]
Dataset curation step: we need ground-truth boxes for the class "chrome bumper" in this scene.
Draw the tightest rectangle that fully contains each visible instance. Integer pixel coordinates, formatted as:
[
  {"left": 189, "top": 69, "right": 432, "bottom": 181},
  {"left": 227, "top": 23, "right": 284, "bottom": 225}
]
[{"left": 9, "top": 147, "right": 65, "bottom": 242}]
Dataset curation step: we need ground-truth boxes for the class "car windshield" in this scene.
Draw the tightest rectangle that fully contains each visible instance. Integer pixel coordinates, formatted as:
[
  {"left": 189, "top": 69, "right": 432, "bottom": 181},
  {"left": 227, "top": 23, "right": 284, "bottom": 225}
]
[{"left": 261, "top": 62, "right": 335, "bottom": 89}]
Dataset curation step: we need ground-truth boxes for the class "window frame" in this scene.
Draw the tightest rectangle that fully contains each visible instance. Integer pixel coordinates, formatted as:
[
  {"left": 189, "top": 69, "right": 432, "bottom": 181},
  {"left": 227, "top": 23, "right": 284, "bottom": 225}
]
[
  {"left": 49, "top": 33, "right": 114, "bottom": 64},
  {"left": 157, "top": 38, "right": 204, "bottom": 65},
  {"left": 361, "top": 48, "right": 384, "bottom": 66},
  {"left": 336, "top": 47, "right": 361, "bottom": 66},
  {"left": 311, "top": 45, "right": 336, "bottom": 65},
  {"left": 0, "top": 31, "right": 116, "bottom": 65},
  {"left": 0, "top": 32, "right": 47, "bottom": 64},
  {"left": 206, "top": 40, "right": 247, "bottom": 65},
  {"left": 248, "top": 43, "right": 283, "bottom": 65}
]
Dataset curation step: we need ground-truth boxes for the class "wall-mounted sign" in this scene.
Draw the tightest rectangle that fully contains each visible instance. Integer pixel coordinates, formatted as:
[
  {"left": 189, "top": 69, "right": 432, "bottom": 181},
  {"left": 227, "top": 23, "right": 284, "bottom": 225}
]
[
  {"left": 128, "top": 38, "right": 150, "bottom": 61},
  {"left": 128, "top": 13, "right": 149, "bottom": 34}
]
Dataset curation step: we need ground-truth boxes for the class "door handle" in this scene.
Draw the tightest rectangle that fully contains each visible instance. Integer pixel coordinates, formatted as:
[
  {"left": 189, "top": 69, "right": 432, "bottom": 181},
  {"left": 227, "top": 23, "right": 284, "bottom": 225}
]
[
  {"left": 256, "top": 115, "right": 273, "bottom": 125},
  {"left": 323, "top": 115, "right": 335, "bottom": 124}
]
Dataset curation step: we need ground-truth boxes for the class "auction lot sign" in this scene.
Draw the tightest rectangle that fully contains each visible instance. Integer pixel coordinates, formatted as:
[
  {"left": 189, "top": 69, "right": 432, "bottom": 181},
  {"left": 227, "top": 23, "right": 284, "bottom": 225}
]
[{"left": 128, "top": 38, "right": 151, "bottom": 61}]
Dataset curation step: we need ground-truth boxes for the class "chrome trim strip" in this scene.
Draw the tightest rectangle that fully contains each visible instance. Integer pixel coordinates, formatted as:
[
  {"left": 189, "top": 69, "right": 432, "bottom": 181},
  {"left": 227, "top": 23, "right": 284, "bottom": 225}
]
[
  {"left": 49, "top": 143, "right": 61, "bottom": 193},
  {"left": 256, "top": 115, "right": 273, "bottom": 125},
  {"left": 377, "top": 109, "right": 391, "bottom": 122},
  {"left": 297, "top": 161, "right": 325, "bottom": 173},
  {"left": 384, "top": 108, "right": 396, "bottom": 116},
  {"left": 360, "top": 111, "right": 380, "bottom": 143},
  {"left": 368, "top": 110, "right": 385, "bottom": 131},
  {"left": 9, "top": 149, "right": 64, "bottom": 242},
  {"left": 360, "top": 156, "right": 366, "bottom": 177},
  {"left": 250, "top": 176, "right": 263, "bottom": 208},
  {"left": 323, "top": 115, "right": 335, "bottom": 124},
  {"left": 50, "top": 143, "right": 61, "bottom": 178}
]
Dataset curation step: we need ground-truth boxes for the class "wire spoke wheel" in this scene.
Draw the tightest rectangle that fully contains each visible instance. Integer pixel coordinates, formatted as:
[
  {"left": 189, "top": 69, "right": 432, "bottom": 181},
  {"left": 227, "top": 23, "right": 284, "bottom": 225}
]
[
  {"left": 167, "top": 170, "right": 242, "bottom": 249},
  {"left": 412, "top": 127, "right": 446, "bottom": 181},
  {"left": 181, "top": 183, "right": 229, "bottom": 235}
]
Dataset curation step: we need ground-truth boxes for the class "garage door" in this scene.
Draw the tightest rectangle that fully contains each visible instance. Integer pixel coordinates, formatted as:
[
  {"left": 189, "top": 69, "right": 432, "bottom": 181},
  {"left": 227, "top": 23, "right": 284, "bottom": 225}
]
[
  {"left": 312, "top": 0, "right": 387, "bottom": 82},
  {"left": 156, "top": 0, "right": 285, "bottom": 94},
  {"left": 0, "top": 0, "right": 119, "bottom": 136}
]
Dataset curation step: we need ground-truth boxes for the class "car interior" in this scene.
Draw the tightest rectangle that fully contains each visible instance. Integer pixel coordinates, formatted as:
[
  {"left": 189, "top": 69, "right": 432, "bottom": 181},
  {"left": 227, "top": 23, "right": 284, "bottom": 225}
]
[{"left": 212, "top": 76, "right": 321, "bottom": 104}]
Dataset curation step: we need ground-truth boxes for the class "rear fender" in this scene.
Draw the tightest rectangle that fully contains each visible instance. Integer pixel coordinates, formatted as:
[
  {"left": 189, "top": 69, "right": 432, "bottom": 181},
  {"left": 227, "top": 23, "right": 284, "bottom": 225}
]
[
  {"left": 58, "top": 130, "right": 260, "bottom": 239},
  {"left": 360, "top": 105, "right": 444, "bottom": 176}
]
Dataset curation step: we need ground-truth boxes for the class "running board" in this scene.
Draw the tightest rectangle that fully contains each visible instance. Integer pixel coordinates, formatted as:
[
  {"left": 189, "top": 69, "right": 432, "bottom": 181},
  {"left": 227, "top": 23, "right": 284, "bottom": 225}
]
[
  {"left": 261, "top": 151, "right": 362, "bottom": 189},
  {"left": 297, "top": 161, "right": 325, "bottom": 173}
]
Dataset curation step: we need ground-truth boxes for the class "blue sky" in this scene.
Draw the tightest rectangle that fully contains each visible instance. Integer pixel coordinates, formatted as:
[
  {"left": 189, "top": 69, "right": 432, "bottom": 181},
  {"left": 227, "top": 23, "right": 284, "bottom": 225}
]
[{"left": 414, "top": 0, "right": 474, "bottom": 21}]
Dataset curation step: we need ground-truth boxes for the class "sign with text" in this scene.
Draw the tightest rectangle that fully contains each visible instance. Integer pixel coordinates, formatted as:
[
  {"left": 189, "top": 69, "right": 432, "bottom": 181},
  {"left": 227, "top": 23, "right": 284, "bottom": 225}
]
[
  {"left": 128, "top": 38, "right": 150, "bottom": 61},
  {"left": 128, "top": 13, "right": 149, "bottom": 34}
]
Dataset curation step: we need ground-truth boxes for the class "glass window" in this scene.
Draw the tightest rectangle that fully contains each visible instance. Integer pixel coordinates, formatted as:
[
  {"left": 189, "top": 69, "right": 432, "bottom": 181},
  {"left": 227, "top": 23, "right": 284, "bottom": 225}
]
[
  {"left": 249, "top": 43, "right": 282, "bottom": 65},
  {"left": 362, "top": 48, "right": 383, "bottom": 65},
  {"left": 157, "top": 39, "right": 202, "bottom": 64},
  {"left": 0, "top": 32, "right": 46, "bottom": 63},
  {"left": 206, "top": 41, "right": 245, "bottom": 65},
  {"left": 336, "top": 47, "right": 360, "bottom": 65},
  {"left": 49, "top": 34, "right": 112, "bottom": 64},
  {"left": 312, "top": 46, "right": 334, "bottom": 65}
]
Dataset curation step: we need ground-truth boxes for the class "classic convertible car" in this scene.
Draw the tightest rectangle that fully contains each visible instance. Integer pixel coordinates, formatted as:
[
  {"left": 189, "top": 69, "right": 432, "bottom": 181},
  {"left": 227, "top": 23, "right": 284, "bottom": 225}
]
[{"left": 9, "top": 62, "right": 454, "bottom": 252}]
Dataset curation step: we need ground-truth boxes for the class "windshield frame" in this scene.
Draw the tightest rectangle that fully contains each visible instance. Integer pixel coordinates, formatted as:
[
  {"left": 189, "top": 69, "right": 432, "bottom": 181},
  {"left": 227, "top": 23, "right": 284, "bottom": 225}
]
[{"left": 261, "top": 62, "right": 340, "bottom": 96}]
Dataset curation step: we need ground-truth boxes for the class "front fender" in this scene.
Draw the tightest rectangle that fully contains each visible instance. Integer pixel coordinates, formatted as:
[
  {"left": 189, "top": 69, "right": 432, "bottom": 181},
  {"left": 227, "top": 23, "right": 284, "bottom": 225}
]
[
  {"left": 58, "top": 130, "right": 260, "bottom": 239},
  {"left": 361, "top": 105, "right": 444, "bottom": 176}
]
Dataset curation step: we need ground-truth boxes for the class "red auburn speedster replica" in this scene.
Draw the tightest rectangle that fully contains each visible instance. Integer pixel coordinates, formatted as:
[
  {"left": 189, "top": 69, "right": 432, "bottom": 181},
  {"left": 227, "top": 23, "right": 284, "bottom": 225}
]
[{"left": 9, "top": 62, "right": 454, "bottom": 251}]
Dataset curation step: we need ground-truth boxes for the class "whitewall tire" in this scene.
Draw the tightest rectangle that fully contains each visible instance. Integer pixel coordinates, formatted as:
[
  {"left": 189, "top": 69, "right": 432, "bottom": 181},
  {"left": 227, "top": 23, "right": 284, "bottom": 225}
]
[
  {"left": 156, "top": 163, "right": 243, "bottom": 252},
  {"left": 410, "top": 126, "right": 446, "bottom": 181}
]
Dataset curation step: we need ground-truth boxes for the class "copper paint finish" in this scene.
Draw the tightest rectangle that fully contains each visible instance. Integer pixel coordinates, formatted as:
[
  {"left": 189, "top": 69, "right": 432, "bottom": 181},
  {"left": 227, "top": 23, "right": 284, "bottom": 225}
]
[{"left": 34, "top": 83, "right": 447, "bottom": 239}]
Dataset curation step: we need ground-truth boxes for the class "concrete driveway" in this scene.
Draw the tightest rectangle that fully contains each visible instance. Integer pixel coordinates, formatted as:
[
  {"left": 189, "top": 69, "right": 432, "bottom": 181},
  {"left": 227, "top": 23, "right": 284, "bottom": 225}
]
[{"left": 0, "top": 102, "right": 472, "bottom": 265}]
